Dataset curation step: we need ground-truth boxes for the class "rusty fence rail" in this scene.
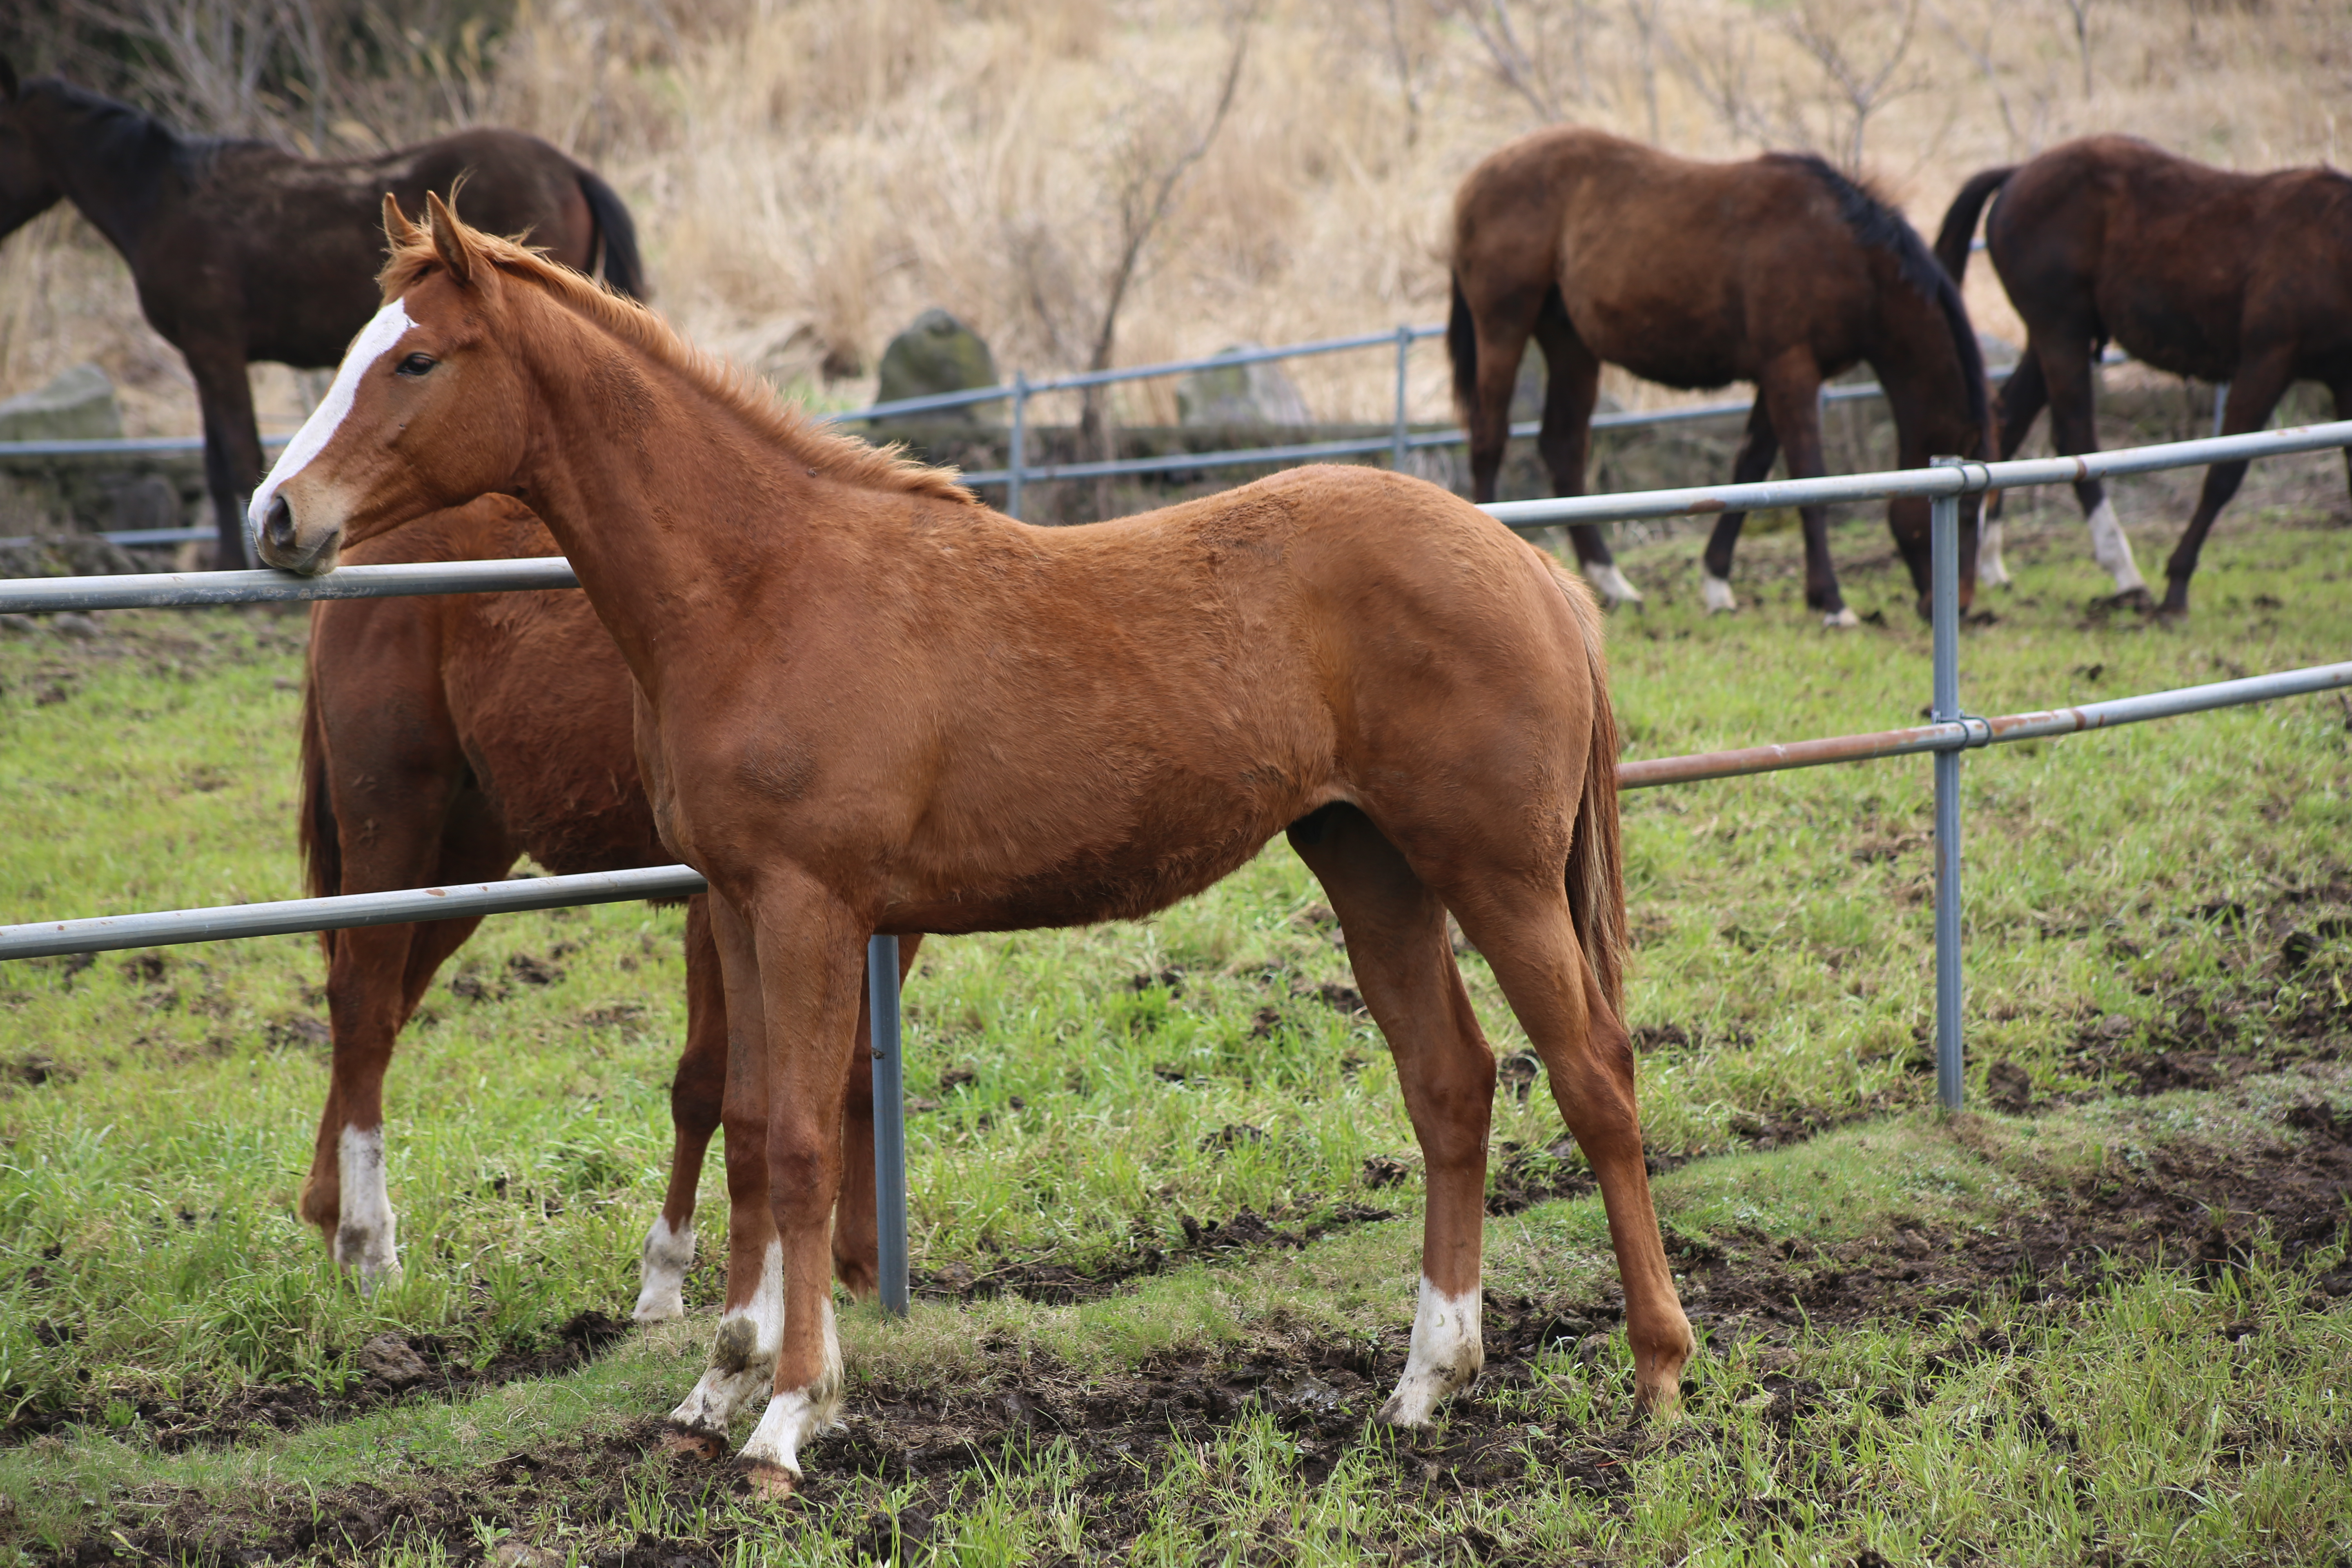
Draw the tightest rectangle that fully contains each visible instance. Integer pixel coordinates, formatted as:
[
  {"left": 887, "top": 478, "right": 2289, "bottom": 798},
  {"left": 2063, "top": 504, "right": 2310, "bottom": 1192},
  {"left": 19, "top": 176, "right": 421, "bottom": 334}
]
[{"left": 5, "top": 417, "right": 2350, "bottom": 1313}]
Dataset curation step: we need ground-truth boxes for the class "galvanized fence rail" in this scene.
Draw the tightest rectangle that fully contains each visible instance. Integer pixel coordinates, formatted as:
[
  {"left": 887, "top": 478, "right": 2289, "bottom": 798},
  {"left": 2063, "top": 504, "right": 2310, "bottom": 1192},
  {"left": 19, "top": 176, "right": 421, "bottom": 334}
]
[
  {"left": 5, "top": 417, "right": 2348, "bottom": 1316},
  {"left": 6, "top": 318, "right": 2172, "bottom": 548}
]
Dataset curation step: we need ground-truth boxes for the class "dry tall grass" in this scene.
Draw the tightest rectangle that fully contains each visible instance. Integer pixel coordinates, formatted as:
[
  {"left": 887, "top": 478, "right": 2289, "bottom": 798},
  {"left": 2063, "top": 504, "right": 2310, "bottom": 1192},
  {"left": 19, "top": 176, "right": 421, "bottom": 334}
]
[{"left": 3, "top": 0, "right": 2343, "bottom": 437}]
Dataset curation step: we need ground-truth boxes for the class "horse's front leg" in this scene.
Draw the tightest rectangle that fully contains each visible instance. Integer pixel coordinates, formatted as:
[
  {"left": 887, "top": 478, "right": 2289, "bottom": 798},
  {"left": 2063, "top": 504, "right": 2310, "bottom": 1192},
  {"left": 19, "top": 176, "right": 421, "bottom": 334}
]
[
  {"left": 185, "top": 341, "right": 263, "bottom": 570},
  {"left": 665, "top": 893, "right": 785, "bottom": 1446},
  {"left": 735, "top": 878, "right": 871, "bottom": 1493}
]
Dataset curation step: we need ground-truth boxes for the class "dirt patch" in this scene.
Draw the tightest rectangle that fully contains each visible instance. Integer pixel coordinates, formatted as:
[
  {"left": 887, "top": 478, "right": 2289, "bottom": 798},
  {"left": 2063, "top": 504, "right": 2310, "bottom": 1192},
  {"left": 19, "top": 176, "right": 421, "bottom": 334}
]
[
  {"left": 1, "top": 1311, "right": 633, "bottom": 1454},
  {"left": 47, "top": 1110, "right": 2352, "bottom": 1566}
]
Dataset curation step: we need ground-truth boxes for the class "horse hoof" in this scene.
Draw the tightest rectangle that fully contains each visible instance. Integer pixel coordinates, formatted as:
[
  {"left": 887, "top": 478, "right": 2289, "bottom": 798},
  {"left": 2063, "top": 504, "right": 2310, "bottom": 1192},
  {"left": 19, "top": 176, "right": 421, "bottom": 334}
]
[
  {"left": 1699, "top": 573, "right": 1737, "bottom": 615},
  {"left": 1585, "top": 561, "right": 1645, "bottom": 608},
  {"left": 1821, "top": 606, "right": 1860, "bottom": 630},
  {"left": 660, "top": 1425, "right": 728, "bottom": 1462},
  {"left": 738, "top": 1460, "right": 797, "bottom": 1500}
]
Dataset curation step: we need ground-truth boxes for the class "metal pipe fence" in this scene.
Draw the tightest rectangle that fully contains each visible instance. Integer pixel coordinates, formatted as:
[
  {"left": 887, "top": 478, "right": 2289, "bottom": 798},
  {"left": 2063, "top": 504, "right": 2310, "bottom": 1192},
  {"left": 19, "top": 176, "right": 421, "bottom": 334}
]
[
  {"left": 5, "top": 418, "right": 2347, "bottom": 1316},
  {"left": 5, "top": 321, "right": 2192, "bottom": 545}
]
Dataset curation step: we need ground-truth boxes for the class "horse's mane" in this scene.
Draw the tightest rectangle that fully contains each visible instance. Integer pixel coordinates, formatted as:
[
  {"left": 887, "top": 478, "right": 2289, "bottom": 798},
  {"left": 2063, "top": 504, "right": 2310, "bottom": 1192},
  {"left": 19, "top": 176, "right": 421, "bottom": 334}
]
[
  {"left": 1769, "top": 152, "right": 1990, "bottom": 450},
  {"left": 380, "top": 220, "right": 976, "bottom": 506}
]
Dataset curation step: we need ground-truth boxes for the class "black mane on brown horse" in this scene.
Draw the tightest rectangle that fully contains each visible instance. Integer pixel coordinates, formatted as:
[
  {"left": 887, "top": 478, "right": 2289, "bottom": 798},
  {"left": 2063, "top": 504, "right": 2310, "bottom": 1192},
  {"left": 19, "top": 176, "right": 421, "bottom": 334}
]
[
  {"left": 1448, "top": 128, "right": 1987, "bottom": 624},
  {"left": 0, "top": 60, "right": 643, "bottom": 570}
]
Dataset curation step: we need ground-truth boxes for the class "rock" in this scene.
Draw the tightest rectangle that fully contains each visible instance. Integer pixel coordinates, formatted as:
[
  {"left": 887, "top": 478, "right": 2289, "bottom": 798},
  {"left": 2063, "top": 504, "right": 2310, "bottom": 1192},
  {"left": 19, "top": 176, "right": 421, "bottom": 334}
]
[
  {"left": 491, "top": 1542, "right": 561, "bottom": 1568},
  {"left": 0, "top": 532, "right": 140, "bottom": 579},
  {"left": 874, "top": 308, "right": 1000, "bottom": 420},
  {"left": 0, "top": 363, "right": 124, "bottom": 445},
  {"left": 107, "top": 474, "right": 183, "bottom": 533},
  {"left": 354, "top": 1332, "right": 430, "bottom": 1387},
  {"left": 51, "top": 612, "right": 101, "bottom": 640},
  {"left": 1177, "top": 345, "right": 1311, "bottom": 427}
]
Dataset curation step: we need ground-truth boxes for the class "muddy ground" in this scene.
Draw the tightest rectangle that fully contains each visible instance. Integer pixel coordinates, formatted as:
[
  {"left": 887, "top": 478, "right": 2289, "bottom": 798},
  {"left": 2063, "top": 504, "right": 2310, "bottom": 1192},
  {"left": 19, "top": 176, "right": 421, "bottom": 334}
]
[{"left": 37, "top": 1085, "right": 2351, "bottom": 1568}]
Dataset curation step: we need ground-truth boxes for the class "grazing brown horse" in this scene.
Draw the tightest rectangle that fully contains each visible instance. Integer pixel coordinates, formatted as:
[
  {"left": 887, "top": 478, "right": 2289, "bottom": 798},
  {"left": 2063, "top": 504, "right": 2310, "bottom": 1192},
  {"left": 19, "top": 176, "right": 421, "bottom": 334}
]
[
  {"left": 0, "top": 60, "right": 642, "bottom": 571},
  {"left": 253, "top": 194, "right": 1693, "bottom": 1494},
  {"left": 301, "top": 491, "right": 907, "bottom": 1313},
  {"left": 1450, "top": 127, "right": 1989, "bottom": 624},
  {"left": 1934, "top": 136, "right": 2352, "bottom": 613}
]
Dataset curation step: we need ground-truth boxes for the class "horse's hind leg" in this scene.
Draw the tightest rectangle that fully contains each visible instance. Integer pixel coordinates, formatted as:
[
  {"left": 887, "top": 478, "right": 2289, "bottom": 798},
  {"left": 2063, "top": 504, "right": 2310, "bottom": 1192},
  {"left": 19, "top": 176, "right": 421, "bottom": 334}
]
[
  {"left": 637, "top": 894, "right": 726, "bottom": 1322},
  {"left": 2158, "top": 348, "right": 2294, "bottom": 615},
  {"left": 1462, "top": 286, "right": 1544, "bottom": 506},
  {"left": 2034, "top": 334, "right": 2147, "bottom": 598},
  {"left": 1450, "top": 889, "right": 1693, "bottom": 1417},
  {"left": 1530, "top": 299, "right": 1639, "bottom": 608},
  {"left": 1287, "top": 806, "right": 1495, "bottom": 1426},
  {"left": 1699, "top": 398, "right": 1781, "bottom": 613}
]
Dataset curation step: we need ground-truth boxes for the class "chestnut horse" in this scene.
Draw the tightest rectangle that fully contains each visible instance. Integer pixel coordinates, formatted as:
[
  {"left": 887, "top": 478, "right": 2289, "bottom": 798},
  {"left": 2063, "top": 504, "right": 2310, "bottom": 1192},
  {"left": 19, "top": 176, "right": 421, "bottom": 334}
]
[
  {"left": 1934, "top": 135, "right": 2352, "bottom": 613},
  {"left": 1450, "top": 127, "right": 1989, "bottom": 624},
  {"left": 0, "top": 60, "right": 641, "bottom": 572},
  {"left": 301, "top": 491, "right": 907, "bottom": 1313},
  {"left": 252, "top": 194, "right": 1692, "bottom": 1494}
]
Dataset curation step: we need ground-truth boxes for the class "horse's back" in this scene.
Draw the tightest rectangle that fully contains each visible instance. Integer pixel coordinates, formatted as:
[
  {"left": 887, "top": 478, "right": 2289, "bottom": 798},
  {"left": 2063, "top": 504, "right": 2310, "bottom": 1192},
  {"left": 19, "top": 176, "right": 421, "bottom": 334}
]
[
  {"left": 1454, "top": 126, "right": 1875, "bottom": 386},
  {"left": 1993, "top": 136, "right": 2352, "bottom": 374}
]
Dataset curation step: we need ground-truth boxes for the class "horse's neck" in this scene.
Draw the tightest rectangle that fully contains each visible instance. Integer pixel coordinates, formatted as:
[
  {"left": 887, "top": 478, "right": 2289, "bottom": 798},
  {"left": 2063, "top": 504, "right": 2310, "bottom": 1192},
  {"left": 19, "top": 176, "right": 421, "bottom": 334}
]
[
  {"left": 515, "top": 326, "right": 815, "bottom": 695},
  {"left": 1871, "top": 290, "right": 1975, "bottom": 464},
  {"left": 40, "top": 92, "right": 188, "bottom": 261}
]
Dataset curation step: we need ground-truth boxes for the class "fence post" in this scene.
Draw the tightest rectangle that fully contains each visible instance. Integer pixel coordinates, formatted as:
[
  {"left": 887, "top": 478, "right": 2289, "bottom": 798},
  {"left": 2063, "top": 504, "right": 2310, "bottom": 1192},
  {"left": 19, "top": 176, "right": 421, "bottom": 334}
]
[
  {"left": 1929, "top": 457, "right": 1975, "bottom": 1113},
  {"left": 867, "top": 933, "right": 909, "bottom": 1314},
  {"left": 1007, "top": 371, "right": 1029, "bottom": 521},
  {"left": 1393, "top": 325, "right": 1412, "bottom": 471}
]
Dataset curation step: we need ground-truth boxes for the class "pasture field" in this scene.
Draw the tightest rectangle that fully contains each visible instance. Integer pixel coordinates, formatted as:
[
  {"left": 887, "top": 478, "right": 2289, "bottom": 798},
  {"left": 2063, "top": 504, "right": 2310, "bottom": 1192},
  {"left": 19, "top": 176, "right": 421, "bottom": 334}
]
[{"left": 2, "top": 484, "right": 2351, "bottom": 1564}]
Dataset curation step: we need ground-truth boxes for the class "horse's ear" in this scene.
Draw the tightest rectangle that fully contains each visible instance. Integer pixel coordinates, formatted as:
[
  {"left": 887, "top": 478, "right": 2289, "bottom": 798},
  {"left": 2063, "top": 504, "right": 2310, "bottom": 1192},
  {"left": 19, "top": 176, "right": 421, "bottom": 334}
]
[
  {"left": 424, "top": 189, "right": 475, "bottom": 286},
  {"left": 381, "top": 193, "right": 424, "bottom": 250},
  {"left": 1, "top": 57, "right": 19, "bottom": 101}
]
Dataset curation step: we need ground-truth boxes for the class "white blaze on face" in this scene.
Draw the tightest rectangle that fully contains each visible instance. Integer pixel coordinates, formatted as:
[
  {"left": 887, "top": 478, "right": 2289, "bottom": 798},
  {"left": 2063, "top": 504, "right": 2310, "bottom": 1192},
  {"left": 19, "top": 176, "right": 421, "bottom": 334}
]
[
  {"left": 667, "top": 1239, "right": 784, "bottom": 1434},
  {"left": 246, "top": 299, "right": 416, "bottom": 547},
  {"left": 2086, "top": 498, "right": 2146, "bottom": 592},
  {"left": 1377, "top": 1276, "right": 1483, "bottom": 1426},
  {"left": 334, "top": 1125, "right": 399, "bottom": 1281}
]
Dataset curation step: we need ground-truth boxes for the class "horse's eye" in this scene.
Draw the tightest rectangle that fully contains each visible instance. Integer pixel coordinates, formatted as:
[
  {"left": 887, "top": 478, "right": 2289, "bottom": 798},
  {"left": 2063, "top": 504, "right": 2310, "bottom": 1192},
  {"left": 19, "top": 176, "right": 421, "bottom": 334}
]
[{"left": 395, "top": 353, "right": 437, "bottom": 376}]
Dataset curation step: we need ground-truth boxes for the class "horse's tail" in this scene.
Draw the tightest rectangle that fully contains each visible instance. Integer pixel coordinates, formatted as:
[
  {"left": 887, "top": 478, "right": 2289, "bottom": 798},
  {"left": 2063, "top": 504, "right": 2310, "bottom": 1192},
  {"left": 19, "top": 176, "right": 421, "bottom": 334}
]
[
  {"left": 1933, "top": 165, "right": 2016, "bottom": 284},
  {"left": 1555, "top": 564, "right": 1629, "bottom": 1018},
  {"left": 297, "top": 663, "right": 343, "bottom": 960},
  {"left": 578, "top": 169, "right": 647, "bottom": 300},
  {"left": 1447, "top": 271, "right": 1478, "bottom": 426}
]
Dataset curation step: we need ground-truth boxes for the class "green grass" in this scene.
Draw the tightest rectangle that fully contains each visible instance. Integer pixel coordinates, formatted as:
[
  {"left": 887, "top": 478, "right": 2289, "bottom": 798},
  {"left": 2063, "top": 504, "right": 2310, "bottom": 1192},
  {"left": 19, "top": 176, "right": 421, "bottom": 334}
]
[{"left": 2, "top": 487, "right": 2350, "bottom": 1562}]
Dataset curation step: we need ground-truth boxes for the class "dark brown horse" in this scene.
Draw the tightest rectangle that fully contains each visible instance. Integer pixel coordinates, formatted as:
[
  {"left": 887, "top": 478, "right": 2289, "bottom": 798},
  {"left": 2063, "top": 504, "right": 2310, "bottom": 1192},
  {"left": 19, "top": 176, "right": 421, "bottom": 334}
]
[
  {"left": 1450, "top": 127, "right": 1988, "bottom": 624},
  {"left": 256, "top": 195, "right": 1693, "bottom": 1496},
  {"left": 0, "top": 60, "right": 642, "bottom": 571},
  {"left": 302, "top": 491, "right": 906, "bottom": 1313},
  {"left": 1934, "top": 135, "right": 2352, "bottom": 614}
]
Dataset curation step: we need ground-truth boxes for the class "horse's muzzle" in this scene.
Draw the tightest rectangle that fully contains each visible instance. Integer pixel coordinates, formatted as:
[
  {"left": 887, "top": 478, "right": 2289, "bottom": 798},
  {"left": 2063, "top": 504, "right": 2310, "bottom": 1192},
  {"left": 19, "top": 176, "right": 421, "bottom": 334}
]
[{"left": 256, "top": 495, "right": 340, "bottom": 575}]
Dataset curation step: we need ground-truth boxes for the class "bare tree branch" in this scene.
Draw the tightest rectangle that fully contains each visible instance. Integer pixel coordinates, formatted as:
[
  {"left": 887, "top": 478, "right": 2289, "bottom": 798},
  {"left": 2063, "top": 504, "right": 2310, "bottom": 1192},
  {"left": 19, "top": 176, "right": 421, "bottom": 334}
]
[
  {"left": 2056, "top": 0, "right": 2094, "bottom": 98},
  {"left": 1782, "top": 0, "right": 1922, "bottom": 172},
  {"left": 1441, "top": 0, "right": 1565, "bottom": 124}
]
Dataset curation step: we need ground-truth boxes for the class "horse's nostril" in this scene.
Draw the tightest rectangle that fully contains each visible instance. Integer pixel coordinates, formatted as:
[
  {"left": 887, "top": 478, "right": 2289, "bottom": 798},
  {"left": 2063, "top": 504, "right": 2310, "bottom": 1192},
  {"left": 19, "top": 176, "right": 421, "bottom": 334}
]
[{"left": 265, "top": 495, "right": 294, "bottom": 549}]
